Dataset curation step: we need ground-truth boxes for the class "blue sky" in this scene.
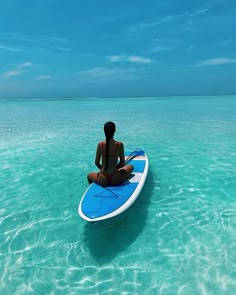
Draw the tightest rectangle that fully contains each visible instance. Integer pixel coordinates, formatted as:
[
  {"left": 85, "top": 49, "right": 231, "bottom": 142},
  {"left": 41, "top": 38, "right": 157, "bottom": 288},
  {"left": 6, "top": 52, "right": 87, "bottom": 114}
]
[{"left": 0, "top": 0, "right": 236, "bottom": 98}]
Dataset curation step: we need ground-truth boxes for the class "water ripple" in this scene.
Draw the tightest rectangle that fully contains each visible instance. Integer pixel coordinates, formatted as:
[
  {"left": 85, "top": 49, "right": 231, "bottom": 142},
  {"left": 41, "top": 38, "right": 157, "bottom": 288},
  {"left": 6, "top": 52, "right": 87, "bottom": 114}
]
[{"left": 1, "top": 97, "right": 236, "bottom": 294}]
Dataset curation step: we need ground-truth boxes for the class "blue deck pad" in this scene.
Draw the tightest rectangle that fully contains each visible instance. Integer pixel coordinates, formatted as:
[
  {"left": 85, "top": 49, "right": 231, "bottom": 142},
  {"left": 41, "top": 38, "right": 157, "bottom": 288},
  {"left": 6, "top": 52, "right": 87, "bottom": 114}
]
[
  {"left": 131, "top": 160, "right": 145, "bottom": 173},
  {"left": 80, "top": 151, "right": 147, "bottom": 220},
  {"left": 82, "top": 182, "right": 138, "bottom": 219}
]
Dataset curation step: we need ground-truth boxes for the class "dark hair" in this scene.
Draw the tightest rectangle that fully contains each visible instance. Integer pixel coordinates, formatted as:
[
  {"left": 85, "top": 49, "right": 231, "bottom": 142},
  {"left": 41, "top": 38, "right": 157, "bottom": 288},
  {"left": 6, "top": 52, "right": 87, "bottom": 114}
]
[{"left": 104, "top": 122, "right": 116, "bottom": 170}]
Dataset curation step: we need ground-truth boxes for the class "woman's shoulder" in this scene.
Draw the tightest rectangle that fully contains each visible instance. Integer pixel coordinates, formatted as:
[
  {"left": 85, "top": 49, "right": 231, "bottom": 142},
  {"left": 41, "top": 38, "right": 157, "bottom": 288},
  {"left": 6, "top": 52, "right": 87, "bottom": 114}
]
[
  {"left": 97, "top": 140, "right": 105, "bottom": 148},
  {"left": 115, "top": 141, "right": 124, "bottom": 148},
  {"left": 98, "top": 140, "right": 105, "bottom": 145},
  {"left": 115, "top": 140, "right": 122, "bottom": 144}
]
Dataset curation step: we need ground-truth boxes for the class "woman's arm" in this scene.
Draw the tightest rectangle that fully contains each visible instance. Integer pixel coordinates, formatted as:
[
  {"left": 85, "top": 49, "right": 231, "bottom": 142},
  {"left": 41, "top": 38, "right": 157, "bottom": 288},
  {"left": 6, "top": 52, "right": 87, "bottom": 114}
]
[
  {"left": 117, "top": 142, "right": 125, "bottom": 168},
  {"left": 95, "top": 143, "right": 102, "bottom": 170}
]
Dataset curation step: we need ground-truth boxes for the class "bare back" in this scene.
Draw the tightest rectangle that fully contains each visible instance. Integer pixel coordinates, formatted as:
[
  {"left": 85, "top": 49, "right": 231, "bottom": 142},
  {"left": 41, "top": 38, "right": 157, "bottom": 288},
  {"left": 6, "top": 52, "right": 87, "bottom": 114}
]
[
  {"left": 97, "top": 139, "right": 125, "bottom": 174},
  {"left": 88, "top": 137, "right": 133, "bottom": 186}
]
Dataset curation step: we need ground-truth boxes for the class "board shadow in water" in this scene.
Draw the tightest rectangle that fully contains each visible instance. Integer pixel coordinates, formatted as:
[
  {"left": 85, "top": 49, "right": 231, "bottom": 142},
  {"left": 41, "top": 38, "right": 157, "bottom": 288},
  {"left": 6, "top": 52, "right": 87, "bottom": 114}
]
[{"left": 82, "top": 171, "right": 155, "bottom": 265}]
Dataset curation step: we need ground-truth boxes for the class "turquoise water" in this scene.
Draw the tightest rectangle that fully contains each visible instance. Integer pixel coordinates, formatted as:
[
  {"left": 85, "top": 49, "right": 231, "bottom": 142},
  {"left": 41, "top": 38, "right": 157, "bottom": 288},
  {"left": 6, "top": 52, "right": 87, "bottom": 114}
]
[{"left": 1, "top": 96, "right": 236, "bottom": 294}]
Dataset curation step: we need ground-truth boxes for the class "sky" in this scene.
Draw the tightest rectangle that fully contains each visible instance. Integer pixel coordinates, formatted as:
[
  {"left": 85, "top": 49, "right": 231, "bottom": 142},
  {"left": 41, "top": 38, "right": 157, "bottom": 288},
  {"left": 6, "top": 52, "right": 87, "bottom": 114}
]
[{"left": 0, "top": 0, "right": 236, "bottom": 98}]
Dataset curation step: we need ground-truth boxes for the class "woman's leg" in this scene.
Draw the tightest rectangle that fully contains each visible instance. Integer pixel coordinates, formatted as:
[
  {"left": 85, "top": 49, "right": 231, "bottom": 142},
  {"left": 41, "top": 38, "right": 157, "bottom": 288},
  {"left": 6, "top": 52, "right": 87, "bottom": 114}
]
[
  {"left": 120, "top": 164, "right": 134, "bottom": 176},
  {"left": 87, "top": 172, "right": 97, "bottom": 184},
  {"left": 87, "top": 172, "right": 109, "bottom": 186},
  {"left": 110, "top": 164, "right": 134, "bottom": 185}
]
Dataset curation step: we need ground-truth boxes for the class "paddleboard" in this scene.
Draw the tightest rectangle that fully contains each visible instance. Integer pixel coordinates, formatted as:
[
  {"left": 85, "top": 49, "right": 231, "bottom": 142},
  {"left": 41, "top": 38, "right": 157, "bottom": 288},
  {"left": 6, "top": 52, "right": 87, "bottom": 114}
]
[{"left": 78, "top": 149, "right": 149, "bottom": 222}]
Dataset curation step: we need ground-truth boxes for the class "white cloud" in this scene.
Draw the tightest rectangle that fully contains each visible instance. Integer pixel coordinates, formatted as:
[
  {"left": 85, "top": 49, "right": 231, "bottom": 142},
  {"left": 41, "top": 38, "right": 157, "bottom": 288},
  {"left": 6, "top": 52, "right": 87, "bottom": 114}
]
[
  {"left": 129, "top": 16, "right": 173, "bottom": 32},
  {"left": 109, "top": 54, "right": 151, "bottom": 64},
  {"left": 36, "top": 75, "right": 52, "bottom": 80},
  {"left": 195, "top": 58, "right": 236, "bottom": 66},
  {"left": 109, "top": 55, "right": 122, "bottom": 62},
  {"left": 0, "top": 62, "right": 32, "bottom": 79},
  {"left": 2, "top": 33, "right": 71, "bottom": 54},
  {"left": 190, "top": 9, "right": 208, "bottom": 17},
  {"left": 0, "top": 45, "right": 20, "bottom": 52},
  {"left": 127, "top": 56, "right": 151, "bottom": 63},
  {"left": 57, "top": 47, "right": 71, "bottom": 52},
  {"left": 185, "top": 45, "right": 196, "bottom": 51},
  {"left": 149, "top": 46, "right": 172, "bottom": 53},
  {"left": 0, "top": 69, "right": 24, "bottom": 79},
  {"left": 79, "top": 67, "right": 141, "bottom": 81},
  {"left": 51, "top": 36, "right": 68, "bottom": 43},
  {"left": 128, "top": 9, "right": 208, "bottom": 33},
  {"left": 18, "top": 62, "right": 33, "bottom": 68}
]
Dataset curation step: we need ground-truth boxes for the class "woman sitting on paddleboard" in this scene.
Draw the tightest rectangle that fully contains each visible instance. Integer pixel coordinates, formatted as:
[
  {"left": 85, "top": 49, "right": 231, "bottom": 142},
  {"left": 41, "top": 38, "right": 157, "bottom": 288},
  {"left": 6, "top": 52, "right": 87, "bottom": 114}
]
[{"left": 87, "top": 121, "right": 134, "bottom": 186}]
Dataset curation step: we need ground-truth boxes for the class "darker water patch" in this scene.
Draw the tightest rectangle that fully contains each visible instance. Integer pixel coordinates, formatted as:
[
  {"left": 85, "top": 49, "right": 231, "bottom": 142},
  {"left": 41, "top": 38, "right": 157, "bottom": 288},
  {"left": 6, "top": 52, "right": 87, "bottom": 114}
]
[{"left": 82, "top": 171, "right": 155, "bottom": 265}]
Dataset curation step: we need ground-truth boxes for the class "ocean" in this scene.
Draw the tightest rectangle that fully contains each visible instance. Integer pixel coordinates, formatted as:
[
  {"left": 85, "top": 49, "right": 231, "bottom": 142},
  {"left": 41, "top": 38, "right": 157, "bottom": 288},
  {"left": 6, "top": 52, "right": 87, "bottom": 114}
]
[{"left": 1, "top": 96, "right": 236, "bottom": 294}]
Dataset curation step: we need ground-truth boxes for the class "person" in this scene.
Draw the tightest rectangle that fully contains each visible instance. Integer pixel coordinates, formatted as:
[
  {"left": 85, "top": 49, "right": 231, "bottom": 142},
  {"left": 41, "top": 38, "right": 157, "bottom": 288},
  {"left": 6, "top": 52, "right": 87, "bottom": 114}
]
[{"left": 87, "top": 121, "right": 134, "bottom": 186}]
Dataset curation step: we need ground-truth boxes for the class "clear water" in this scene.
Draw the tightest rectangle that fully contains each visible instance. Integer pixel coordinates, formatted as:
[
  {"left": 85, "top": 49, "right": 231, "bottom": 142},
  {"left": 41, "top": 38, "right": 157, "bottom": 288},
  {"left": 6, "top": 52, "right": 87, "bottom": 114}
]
[{"left": 1, "top": 96, "right": 236, "bottom": 295}]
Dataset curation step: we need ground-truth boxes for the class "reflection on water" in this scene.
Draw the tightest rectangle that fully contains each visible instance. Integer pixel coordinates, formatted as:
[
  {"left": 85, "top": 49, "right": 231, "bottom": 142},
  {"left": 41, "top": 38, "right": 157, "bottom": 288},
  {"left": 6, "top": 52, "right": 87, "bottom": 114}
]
[{"left": 83, "top": 173, "right": 155, "bottom": 265}]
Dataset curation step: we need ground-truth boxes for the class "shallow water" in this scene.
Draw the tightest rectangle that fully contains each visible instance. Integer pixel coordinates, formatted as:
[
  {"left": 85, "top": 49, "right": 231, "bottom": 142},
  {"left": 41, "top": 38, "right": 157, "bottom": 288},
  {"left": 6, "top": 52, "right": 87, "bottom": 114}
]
[{"left": 1, "top": 96, "right": 236, "bottom": 294}]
